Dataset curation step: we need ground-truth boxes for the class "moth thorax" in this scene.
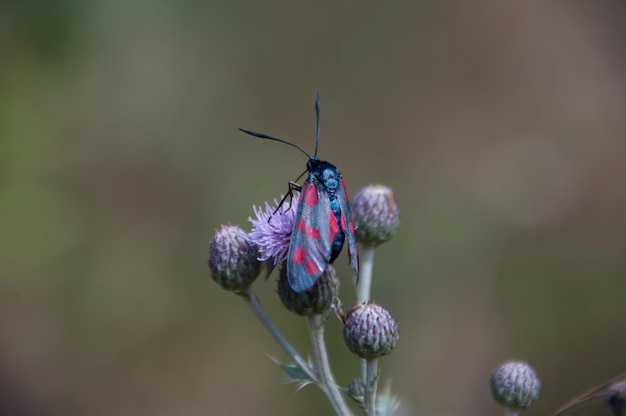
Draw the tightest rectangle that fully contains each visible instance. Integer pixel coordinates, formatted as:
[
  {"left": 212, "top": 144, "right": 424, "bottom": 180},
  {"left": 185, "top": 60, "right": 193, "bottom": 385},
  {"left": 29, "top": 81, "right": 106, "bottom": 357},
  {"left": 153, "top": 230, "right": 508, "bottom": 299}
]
[{"left": 321, "top": 168, "right": 339, "bottom": 189}]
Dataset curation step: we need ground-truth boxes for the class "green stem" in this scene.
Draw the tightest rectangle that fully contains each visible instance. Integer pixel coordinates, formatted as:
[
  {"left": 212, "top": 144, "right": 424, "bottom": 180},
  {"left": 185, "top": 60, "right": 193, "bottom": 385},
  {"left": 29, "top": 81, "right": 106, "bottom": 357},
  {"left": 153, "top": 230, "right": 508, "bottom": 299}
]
[
  {"left": 356, "top": 244, "right": 375, "bottom": 303},
  {"left": 364, "top": 358, "right": 379, "bottom": 416},
  {"left": 307, "top": 314, "right": 353, "bottom": 416},
  {"left": 505, "top": 408, "right": 520, "bottom": 416},
  {"left": 240, "top": 287, "right": 318, "bottom": 383},
  {"left": 356, "top": 244, "right": 376, "bottom": 390}
]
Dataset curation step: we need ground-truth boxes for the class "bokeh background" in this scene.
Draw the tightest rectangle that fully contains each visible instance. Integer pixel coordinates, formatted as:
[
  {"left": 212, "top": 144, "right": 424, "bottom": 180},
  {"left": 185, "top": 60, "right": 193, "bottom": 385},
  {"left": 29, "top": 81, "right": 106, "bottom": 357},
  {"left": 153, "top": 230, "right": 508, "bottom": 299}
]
[{"left": 2, "top": 1, "right": 626, "bottom": 415}]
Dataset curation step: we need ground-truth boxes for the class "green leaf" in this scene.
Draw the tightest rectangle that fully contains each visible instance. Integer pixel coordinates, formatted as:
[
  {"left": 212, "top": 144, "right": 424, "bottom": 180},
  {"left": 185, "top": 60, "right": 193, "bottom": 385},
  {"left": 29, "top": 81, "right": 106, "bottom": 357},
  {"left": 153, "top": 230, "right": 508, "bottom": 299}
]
[{"left": 267, "top": 355, "right": 316, "bottom": 390}]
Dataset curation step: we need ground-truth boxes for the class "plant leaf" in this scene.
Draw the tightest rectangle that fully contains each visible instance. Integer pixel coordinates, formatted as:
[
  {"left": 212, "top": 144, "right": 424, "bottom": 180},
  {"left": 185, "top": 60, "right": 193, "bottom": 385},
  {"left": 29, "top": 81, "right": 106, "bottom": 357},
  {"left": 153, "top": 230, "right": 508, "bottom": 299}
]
[{"left": 267, "top": 355, "right": 316, "bottom": 390}]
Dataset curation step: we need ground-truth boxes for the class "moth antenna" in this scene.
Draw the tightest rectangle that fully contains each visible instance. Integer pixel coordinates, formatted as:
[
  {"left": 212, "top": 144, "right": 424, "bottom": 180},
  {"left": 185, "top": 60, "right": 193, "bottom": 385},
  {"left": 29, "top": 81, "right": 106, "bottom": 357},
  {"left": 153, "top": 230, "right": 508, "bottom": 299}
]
[
  {"left": 239, "top": 128, "right": 311, "bottom": 159},
  {"left": 314, "top": 90, "right": 320, "bottom": 158}
]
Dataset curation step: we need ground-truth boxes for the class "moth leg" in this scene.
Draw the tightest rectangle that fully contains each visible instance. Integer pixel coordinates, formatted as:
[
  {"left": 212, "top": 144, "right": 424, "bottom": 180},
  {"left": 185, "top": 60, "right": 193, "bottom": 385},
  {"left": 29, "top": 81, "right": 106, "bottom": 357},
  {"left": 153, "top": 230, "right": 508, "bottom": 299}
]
[
  {"left": 270, "top": 181, "right": 303, "bottom": 219},
  {"left": 284, "top": 181, "right": 303, "bottom": 211}
]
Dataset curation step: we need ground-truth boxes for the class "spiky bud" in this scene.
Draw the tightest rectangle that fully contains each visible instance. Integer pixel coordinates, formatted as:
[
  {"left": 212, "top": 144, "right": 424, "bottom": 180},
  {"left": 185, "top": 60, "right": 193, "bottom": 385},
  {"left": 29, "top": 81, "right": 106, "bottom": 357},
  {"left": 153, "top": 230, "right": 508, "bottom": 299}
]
[
  {"left": 343, "top": 302, "right": 399, "bottom": 359},
  {"left": 208, "top": 225, "right": 261, "bottom": 292},
  {"left": 351, "top": 185, "right": 399, "bottom": 246},
  {"left": 490, "top": 360, "right": 541, "bottom": 410},
  {"left": 278, "top": 264, "right": 338, "bottom": 316},
  {"left": 347, "top": 378, "right": 365, "bottom": 404}
]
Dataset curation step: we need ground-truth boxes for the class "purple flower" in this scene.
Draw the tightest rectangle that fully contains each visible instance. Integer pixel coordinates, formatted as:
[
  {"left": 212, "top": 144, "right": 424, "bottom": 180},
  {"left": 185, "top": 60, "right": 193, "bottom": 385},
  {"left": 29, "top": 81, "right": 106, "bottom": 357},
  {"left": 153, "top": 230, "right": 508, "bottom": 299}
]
[{"left": 248, "top": 194, "right": 299, "bottom": 265}]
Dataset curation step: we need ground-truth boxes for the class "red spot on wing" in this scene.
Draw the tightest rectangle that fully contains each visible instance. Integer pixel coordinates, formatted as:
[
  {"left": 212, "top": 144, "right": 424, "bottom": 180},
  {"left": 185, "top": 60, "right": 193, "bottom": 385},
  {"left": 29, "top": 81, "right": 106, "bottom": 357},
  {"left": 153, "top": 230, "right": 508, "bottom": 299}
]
[
  {"left": 293, "top": 247, "right": 307, "bottom": 264},
  {"left": 340, "top": 179, "right": 349, "bottom": 196},
  {"left": 305, "top": 259, "right": 318, "bottom": 276},
  {"left": 339, "top": 179, "right": 352, "bottom": 233},
  {"left": 293, "top": 247, "right": 319, "bottom": 276},
  {"left": 306, "top": 227, "right": 321, "bottom": 239},
  {"left": 297, "top": 219, "right": 320, "bottom": 239},
  {"left": 329, "top": 212, "right": 339, "bottom": 241},
  {"left": 340, "top": 212, "right": 347, "bottom": 231},
  {"left": 303, "top": 183, "right": 318, "bottom": 207}
]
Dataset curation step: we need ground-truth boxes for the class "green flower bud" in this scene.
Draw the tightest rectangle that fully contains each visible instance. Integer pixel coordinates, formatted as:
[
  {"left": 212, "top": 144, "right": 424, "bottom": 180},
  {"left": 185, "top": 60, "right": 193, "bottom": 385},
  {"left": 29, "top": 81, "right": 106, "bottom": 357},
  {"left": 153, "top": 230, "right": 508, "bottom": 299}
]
[
  {"left": 490, "top": 360, "right": 541, "bottom": 410},
  {"left": 351, "top": 185, "right": 399, "bottom": 246},
  {"left": 278, "top": 264, "right": 338, "bottom": 316},
  {"left": 208, "top": 225, "right": 261, "bottom": 292},
  {"left": 343, "top": 302, "right": 399, "bottom": 359}
]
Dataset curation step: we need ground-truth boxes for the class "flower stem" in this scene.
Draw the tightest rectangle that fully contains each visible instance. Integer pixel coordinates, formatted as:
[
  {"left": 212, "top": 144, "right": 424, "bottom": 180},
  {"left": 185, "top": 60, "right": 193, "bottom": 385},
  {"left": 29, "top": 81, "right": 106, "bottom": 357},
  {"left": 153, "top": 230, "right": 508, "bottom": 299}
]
[
  {"left": 364, "top": 358, "right": 379, "bottom": 416},
  {"left": 356, "top": 244, "right": 375, "bottom": 303},
  {"left": 307, "top": 314, "right": 353, "bottom": 416},
  {"left": 239, "top": 287, "right": 318, "bottom": 383},
  {"left": 356, "top": 244, "right": 376, "bottom": 393},
  {"left": 505, "top": 408, "right": 520, "bottom": 416}
]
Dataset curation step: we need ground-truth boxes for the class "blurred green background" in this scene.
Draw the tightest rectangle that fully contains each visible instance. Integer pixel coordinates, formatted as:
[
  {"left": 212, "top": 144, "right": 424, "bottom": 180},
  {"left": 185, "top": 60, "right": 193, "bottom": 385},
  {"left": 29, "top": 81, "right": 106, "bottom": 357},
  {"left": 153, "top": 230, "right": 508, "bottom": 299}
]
[{"left": 1, "top": 1, "right": 626, "bottom": 415}]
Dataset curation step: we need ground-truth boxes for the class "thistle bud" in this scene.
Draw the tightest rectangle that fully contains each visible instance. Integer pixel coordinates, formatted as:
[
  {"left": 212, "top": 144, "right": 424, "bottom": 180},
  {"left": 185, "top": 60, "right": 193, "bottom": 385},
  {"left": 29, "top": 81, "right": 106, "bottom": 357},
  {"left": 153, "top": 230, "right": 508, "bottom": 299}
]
[
  {"left": 490, "top": 360, "right": 541, "bottom": 411},
  {"left": 351, "top": 185, "right": 399, "bottom": 246},
  {"left": 343, "top": 302, "right": 399, "bottom": 359},
  {"left": 278, "top": 264, "right": 338, "bottom": 316},
  {"left": 208, "top": 225, "right": 261, "bottom": 292},
  {"left": 347, "top": 378, "right": 365, "bottom": 403}
]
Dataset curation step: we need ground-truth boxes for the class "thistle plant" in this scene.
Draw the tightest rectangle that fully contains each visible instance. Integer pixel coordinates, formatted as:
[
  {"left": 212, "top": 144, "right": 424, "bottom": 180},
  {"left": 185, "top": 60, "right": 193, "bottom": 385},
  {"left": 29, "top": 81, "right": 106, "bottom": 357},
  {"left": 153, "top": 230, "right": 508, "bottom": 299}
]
[
  {"left": 207, "top": 185, "right": 401, "bottom": 415},
  {"left": 208, "top": 184, "right": 617, "bottom": 416}
]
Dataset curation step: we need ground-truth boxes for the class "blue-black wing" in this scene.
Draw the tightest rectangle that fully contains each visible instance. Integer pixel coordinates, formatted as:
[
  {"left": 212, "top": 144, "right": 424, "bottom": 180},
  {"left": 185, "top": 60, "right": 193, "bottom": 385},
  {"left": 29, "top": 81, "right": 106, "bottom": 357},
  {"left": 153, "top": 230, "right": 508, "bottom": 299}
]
[
  {"left": 286, "top": 178, "right": 335, "bottom": 292},
  {"left": 337, "top": 178, "right": 359, "bottom": 280}
]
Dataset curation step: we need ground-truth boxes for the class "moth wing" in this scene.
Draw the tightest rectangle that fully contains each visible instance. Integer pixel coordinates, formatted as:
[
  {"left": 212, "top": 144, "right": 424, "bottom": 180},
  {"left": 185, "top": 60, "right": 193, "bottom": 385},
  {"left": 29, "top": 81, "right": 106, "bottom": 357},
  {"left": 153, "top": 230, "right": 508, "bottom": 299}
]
[
  {"left": 286, "top": 179, "right": 333, "bottom": 292},
  {"left": 338, "top": 178, "right": 359, "bottom": 279}
]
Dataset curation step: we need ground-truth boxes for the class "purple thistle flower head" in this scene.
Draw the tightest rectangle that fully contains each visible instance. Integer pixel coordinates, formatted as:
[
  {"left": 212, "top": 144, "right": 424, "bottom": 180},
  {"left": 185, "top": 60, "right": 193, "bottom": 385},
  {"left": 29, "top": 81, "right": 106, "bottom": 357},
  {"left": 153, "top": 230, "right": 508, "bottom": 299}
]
[{"left": 248, "top": 194, "right": 299, "bottom": 265}]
